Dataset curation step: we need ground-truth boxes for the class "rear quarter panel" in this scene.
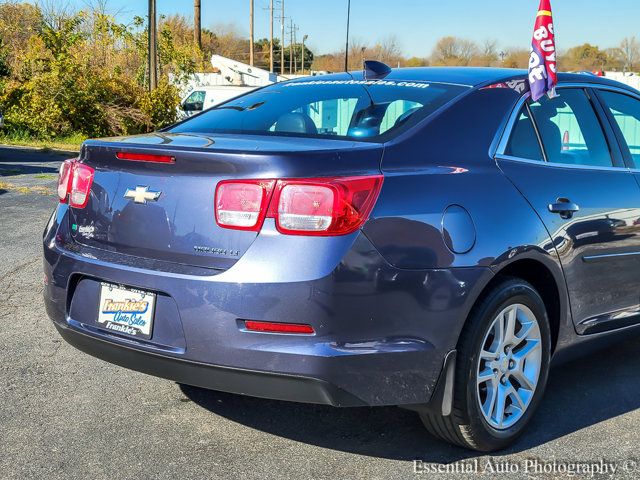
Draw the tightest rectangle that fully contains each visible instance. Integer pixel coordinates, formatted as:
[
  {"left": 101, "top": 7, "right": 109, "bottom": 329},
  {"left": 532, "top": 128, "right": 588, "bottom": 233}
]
[
  {"left": 365, "top": 87, "right": 573, "bottom": 350},
  {"left": 369, "top": 88, "right": 555, "bottom": 270}
]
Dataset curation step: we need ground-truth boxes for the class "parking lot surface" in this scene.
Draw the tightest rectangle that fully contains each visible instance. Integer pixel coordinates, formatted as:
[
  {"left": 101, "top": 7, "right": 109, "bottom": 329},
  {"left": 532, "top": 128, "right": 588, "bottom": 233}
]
[{"left": 2, "top": 146, "right": 640, "bottom": 479}]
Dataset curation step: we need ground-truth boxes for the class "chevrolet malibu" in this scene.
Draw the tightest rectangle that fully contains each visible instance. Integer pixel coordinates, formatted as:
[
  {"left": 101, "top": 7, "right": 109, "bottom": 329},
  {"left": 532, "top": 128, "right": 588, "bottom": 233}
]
[{"left": 44, "top": 66, "right": 640, "bottom": 451}]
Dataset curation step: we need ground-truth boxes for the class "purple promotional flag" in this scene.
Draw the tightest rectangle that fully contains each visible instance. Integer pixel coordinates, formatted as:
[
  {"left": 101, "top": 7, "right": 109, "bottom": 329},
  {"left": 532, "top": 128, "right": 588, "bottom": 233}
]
[{"left": 528, "top": 0, "right": 558, "bottom": 101}]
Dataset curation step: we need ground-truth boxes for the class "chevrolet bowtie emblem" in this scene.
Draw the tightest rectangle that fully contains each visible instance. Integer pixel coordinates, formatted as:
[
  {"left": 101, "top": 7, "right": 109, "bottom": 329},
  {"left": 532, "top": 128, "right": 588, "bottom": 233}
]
[{"left": 124, "top": 186, "right": 162, "bottom": 204}]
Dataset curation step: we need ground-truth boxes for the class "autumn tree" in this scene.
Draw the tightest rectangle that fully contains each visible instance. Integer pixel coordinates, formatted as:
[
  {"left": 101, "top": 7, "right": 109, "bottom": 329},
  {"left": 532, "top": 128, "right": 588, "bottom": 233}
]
[
  {"left": 405, "top": 57, "right": 429, "bottom": 67},
  {"left": 617, "top": 36, "right": 640, "bottom": 71},
  {"left": 560, "top": 43, "right": 609, "bottom": 71},
  {"left": 502, "top": 49, "right": 530, "bottom": 69},
  {"left": 431, "top": 36, "right": 478, "bottom": 66},
  {"left": 470, "top": 39, "right": 499, "bottom": 66}
]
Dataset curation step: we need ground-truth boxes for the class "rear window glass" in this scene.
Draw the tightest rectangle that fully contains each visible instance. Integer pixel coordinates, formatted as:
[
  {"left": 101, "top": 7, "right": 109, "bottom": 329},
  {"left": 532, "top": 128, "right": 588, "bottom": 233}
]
[{"left": 170, "top": 79, "right": 468, "bottom": 142}]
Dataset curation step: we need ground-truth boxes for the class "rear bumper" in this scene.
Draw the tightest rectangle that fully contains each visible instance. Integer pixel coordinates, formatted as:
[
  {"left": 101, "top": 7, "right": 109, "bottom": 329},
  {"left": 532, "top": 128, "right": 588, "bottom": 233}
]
[
  {"left": 44, "top": 205, "right": 492, "bottom": 407},
  {"left": 54, "top": 321, "right": 366, "bottom": 406}
]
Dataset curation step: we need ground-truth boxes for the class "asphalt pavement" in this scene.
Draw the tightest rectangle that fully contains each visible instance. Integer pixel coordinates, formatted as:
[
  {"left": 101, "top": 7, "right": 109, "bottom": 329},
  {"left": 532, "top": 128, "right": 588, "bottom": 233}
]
[{"left": 2, "top": 145, "right": 640, "bottom": 479}]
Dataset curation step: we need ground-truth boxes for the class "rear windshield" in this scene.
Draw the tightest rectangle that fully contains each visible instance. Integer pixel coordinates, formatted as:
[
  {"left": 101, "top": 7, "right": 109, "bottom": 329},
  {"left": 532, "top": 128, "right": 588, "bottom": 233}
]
[{"left": 169, "top": 79, "right": 468, "bottom": 142}]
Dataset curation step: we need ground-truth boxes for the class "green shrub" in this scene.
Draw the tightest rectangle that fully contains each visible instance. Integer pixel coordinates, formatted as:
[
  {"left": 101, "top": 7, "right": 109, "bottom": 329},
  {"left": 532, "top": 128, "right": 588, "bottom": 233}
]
[{"left": 0, "top": 4, "right": 186, "bottom": 140}]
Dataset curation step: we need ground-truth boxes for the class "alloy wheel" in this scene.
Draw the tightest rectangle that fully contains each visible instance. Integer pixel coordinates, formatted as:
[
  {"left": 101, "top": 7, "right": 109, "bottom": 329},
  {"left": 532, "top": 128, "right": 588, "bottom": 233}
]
[{"left": 476, "top": 303, "right": 542, "bottom": 430}]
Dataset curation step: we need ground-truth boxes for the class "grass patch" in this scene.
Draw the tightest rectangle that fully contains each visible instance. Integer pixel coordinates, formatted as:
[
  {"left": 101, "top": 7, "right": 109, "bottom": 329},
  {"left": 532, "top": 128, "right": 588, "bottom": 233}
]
[
  {"left": 34, "top": 174, "right": 57, "bottom": 179},
  {"left": 0, "top": 181, "right": 54, "bottom": 195},
  {"left": 0, "top": 132, "right": 85, "bottom": 152}
]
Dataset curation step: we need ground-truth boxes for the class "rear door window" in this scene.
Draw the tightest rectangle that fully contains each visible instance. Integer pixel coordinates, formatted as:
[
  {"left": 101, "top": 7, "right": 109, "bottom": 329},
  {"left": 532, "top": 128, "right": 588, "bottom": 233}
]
[
  {"left": 505, "top": 110, "right": 544, "bottom": 161},
  {"left": 598, "top": 90, "right": 640, "bottom": 168},
  {"left": 529, "top": 89, "right": 613, "bottom": 167}
]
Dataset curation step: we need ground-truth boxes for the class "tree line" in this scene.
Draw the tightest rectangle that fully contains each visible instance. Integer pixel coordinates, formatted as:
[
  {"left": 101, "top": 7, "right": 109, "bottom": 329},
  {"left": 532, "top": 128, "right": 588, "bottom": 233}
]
[{"left": 312, "top": 35, "right": 640, "bottom": 72}]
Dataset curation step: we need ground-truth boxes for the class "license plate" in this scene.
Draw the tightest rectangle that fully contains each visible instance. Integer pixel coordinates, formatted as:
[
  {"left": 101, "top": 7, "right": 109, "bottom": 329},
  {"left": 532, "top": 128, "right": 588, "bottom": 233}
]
[{"left": 97, "top": 283, "right": 156, "bottom": 339}]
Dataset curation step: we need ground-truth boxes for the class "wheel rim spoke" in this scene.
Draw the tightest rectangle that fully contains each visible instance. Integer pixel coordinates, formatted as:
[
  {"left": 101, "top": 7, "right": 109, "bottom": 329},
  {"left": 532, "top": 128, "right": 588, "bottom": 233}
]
[
  {"left": 480, "top": 349, "right": 497, "bottom": 361},
  {"left": 494, "top": 384, "right": 508, "bottom": 427},
  {"left": 503, "top": 306, "right": 518, "bottom": 346},
  {"left": 511, "top": 368, "right": 536, "bottom": 391},
  {"left": 477, "top": 368, "right": 495, "bottom": 385},
  {"left": 512, "top": 339, "right": 541, "bottom": 362},
  {"left": 509, "top": 385, "right": 526, "bottom": 410},
  {"left": 515, "top": 320, "right": 534, "bottom": 345},
  {"left": 483, "top": 380, "right": 499, "bottom": 419},
  {"left": 493, "top": 313, "right": 505, "bottom": 347}
]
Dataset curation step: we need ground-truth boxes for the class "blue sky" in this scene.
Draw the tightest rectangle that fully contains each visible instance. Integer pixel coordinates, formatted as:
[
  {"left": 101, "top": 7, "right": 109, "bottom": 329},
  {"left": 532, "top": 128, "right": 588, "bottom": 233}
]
[{"left": 91, "top": 0, "right": 638, "bottom": 57}]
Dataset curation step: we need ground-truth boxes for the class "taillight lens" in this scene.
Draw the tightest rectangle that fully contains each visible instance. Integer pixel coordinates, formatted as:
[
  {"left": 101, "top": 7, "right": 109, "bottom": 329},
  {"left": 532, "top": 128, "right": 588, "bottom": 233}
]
[
  {"left": 273, "top": 176, "right": 383, "bottom": 235},
  {"left": 57, "top": 159, "right": 76, "bottom": 203},
  {"left": 276, "top": 183, "right": 334, "bottom": 232},
  {"left": 214, "top": 175, "right": 383, "bottom": 236},
  {"left": 69, "top": 163, "right": 95, "bottom": 209},
  {"left": 215, "top": 180, "right": 276, "bottom": 231}
]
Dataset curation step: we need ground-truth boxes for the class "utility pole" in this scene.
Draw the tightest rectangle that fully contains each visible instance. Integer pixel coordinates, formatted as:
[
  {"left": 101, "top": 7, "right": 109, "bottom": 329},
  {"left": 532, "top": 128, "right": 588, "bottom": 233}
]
[
  {"left": 293, "top": 23, "right": 297, "bottom": 73},
  {"left": 194, "top": 0, "right": 202, "bottom": 51},
  {"left": 289, "top": 19, "right": 293, "bottom": 74},
  {"left": 148, "top": 0, "right": 157, "bottom": 91},
  {"left": 269, "top": 0, "right": 274, "bottom": 72},
  {"left": 249, "top": 0, "right": 255, "bottom": 66},
  {"left": 301, "top": 34, "right": 308, "bottom": 74},
  {"left": 344, "top": 0, "right": 351, "bottom": 71},
  {"left": 280, "top": 0, "right": 285, "bottom": 75}
]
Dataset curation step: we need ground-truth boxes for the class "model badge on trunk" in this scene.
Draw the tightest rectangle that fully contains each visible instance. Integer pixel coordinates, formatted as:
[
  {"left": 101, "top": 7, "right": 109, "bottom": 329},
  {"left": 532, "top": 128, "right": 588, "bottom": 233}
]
[{"left": 124, "top": 186, "right": 161, "bottom": 204}]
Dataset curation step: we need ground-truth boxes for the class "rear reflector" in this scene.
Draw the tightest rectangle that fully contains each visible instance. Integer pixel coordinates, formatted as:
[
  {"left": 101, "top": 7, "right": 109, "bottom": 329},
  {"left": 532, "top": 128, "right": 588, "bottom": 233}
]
[
  {"left": 57, "top": 159, "right": 76, "bottom": 203},
  {"left": 116, "top": 152, "right": 175, "bottom": 164},
  {"left": 69, "top": 163, "right": 95, "bottom": 209},
  {"left": 215, "top": 180, "right": 276, "bottom": 231},
  {"left": 244, "top": 320, "right": 315, "bottom": 335}
]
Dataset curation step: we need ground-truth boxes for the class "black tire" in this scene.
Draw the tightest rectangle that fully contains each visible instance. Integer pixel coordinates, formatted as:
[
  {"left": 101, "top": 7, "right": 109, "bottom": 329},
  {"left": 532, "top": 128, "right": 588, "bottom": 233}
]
[{"left": 421, "top": 277, "right": 552, "bottom": 451}]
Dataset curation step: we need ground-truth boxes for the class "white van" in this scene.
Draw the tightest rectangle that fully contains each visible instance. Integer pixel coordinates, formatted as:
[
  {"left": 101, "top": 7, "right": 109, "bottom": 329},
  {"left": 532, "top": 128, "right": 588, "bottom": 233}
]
[{"left": 179, "top": 86, "right": 257, "bottom": 117}]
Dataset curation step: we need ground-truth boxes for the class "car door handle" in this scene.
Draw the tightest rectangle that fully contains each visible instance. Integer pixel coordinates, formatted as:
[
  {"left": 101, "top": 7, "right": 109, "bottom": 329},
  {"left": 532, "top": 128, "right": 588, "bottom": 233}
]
[{"left": 548, "top": 198, "right": 580, "bottom": 219}]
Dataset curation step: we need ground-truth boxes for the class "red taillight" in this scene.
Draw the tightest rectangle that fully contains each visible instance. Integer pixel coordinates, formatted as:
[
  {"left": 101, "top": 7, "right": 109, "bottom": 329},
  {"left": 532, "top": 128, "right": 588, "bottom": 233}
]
[
  {"left": 214, "top": 176, "right": 383, "bottom": 236},
  {"left": 244, "top": 320, "right": 315, "bottom": 335},
  {"left": 215, "top": 180, "right": 276, "bottom": 231},
  {"left": 272, "top": 176, "right": 383, "bottom": 235},
  {"left": 276, "top": 183, "right": 335, "bottom": 233},
  {"left": 116, "top": 152, "right": 175, "bottom": 163},
  {"left": 69, "top": 163, "right": 95, "bottom": 209},
  {"left": 57, "top": 159, "right": 76, "bottom": 203}
]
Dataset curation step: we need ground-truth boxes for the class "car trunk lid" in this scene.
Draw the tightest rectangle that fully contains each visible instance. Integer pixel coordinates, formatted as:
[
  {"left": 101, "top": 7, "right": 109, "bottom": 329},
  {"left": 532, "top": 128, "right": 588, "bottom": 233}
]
[{"left": 69, "top": 133, "right": 383, "bottom": 270}]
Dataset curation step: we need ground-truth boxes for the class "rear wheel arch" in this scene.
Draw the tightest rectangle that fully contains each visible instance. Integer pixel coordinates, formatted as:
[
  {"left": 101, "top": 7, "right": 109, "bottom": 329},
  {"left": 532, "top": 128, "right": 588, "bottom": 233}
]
[{"left": 478, "top": 258, "right": 563, "bottom": 354}]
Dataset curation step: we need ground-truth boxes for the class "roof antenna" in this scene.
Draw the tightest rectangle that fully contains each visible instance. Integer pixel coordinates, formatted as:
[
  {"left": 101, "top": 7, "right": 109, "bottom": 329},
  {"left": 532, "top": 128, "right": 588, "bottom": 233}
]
[{"left": 363, "top": 60, "right": 392, "bottom": 80}]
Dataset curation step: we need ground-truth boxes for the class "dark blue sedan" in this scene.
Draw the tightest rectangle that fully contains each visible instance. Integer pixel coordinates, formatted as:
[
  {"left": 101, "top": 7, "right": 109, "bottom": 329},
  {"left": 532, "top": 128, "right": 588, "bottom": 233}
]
[{"left": 44, "top": 66, "right": 640, "bottom": 451}]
